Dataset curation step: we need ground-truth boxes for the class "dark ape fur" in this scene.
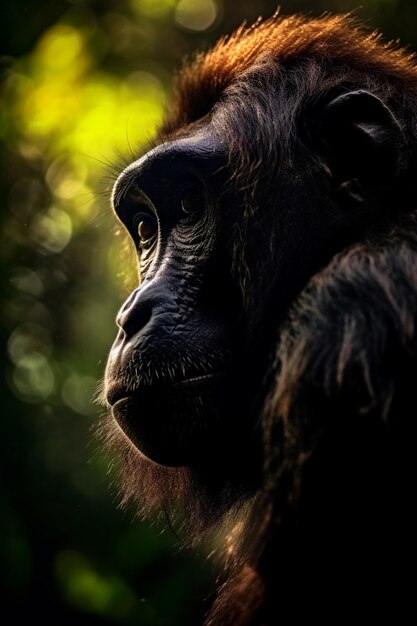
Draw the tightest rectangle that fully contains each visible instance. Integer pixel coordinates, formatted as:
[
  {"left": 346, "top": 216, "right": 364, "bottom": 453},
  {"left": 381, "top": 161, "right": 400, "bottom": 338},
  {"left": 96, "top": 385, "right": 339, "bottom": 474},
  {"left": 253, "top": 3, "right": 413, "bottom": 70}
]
[
  {"left": 102, "top": 13, "right": 417, "bottom": 625},
  {"left": 208, "top": 213, "right": 417, "bottom": 624}
]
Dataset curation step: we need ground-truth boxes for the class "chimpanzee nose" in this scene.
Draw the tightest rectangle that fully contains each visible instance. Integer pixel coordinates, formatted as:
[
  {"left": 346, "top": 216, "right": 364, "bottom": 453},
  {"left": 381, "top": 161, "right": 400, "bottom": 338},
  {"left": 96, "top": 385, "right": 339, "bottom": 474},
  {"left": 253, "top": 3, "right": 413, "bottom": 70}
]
[
  {"left": 116, "top": 288, "right": 151, "bottom": 337},
  {"left": 116, "top": 284, "right": 175, "bottom": 340}
]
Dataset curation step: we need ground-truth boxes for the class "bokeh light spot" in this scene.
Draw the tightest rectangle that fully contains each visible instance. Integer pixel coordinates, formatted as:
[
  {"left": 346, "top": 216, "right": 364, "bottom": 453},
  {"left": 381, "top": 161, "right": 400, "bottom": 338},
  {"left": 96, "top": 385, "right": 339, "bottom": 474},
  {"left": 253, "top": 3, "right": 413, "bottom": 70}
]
[
  {"left": 10, "top": 268, "right": 44, "bottom": 296},
  {"left": 175, "top": 0, "right": 218, "bottom": 31},
  {"left": 46, "top": 156, "right": 88, "bottom": 200},
  {"left": 55, "top": 551, "right": 139, "bottom": 619},
  {"left": 62, "top": 374, "right": 97, "bottom": 416},
  {"left": 35, "top": 25, "right": 84, "bottom": 71},
  {"left": 30, "top": 207, "right": 73, "bottom": 253},
  {"left": 8, "top": 323, "right": 52, "bottom": 364},
  {"left": 12, "top": 352, "right": 55, "bottom": 401}
]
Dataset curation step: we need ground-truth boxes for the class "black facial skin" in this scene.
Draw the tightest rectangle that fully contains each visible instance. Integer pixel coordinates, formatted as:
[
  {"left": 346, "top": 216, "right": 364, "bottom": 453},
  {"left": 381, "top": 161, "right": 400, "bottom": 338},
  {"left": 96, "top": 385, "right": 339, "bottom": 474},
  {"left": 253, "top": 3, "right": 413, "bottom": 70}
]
[{"left": 105, "top": 127, "right": 256, "bottom": 467}]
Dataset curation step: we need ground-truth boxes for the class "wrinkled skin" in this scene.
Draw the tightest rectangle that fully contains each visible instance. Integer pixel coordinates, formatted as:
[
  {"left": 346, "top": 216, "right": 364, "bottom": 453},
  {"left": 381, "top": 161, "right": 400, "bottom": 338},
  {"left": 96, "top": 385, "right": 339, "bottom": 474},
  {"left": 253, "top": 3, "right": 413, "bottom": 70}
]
[
  {"left": 105, "top": 126, "right": 251, "bottom": 467},
  {"left": 105, "top": 88, "right": 404, "bottom": 471}
]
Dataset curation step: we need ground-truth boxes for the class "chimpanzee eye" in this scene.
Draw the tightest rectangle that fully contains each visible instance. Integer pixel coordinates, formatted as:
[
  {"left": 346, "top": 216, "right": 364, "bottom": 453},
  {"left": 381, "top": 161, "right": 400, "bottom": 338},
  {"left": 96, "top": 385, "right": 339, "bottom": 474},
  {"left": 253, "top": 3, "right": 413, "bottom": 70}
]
[{"left": 133, "top": 212, "right": 158, "bottom": 247}]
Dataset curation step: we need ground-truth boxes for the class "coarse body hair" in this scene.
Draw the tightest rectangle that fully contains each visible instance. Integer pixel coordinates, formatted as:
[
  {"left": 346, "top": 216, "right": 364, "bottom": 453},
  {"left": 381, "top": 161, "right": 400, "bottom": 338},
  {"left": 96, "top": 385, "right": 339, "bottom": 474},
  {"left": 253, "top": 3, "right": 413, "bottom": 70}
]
[{"left": 102, "top": 13, "right": 417, "bottom": 625}]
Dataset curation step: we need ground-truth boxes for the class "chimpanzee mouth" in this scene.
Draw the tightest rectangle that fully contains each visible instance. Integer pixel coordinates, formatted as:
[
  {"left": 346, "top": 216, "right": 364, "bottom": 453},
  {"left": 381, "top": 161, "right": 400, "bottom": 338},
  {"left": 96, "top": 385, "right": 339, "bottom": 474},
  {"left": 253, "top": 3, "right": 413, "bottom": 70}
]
[
  {"left": 107, "top": 370, "right": 235, "bottom": 466},
  {"left": 106, "top": 371, "right": 228, "bottom": 407}
]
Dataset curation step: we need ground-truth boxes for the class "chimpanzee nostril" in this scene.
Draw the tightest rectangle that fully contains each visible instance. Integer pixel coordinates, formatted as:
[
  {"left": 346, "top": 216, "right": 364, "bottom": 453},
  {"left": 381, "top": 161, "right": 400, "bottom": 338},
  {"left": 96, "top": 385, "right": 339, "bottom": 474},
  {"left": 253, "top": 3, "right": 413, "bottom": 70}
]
[
  {"left": 115, "top": 284, "right": 174, "bottom": 340},
  {"left": 116, "top": 288, "right": 153, "bottom": 338}
]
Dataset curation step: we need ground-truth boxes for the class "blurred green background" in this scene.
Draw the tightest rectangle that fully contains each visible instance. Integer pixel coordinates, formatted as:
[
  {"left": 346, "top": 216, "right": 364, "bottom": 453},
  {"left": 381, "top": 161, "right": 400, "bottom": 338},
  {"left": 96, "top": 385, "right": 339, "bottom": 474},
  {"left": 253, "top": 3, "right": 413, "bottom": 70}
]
[{"left": 1, "top": 0, "right": 416, "bottom": 623}]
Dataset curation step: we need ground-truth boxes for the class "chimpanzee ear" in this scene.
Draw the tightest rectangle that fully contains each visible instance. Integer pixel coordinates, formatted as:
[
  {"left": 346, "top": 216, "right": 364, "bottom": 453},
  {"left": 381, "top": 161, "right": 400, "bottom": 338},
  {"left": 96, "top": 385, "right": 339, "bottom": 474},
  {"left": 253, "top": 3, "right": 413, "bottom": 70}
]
[{"left": 318, "top": 90, "right": 404, "bottom": 194}]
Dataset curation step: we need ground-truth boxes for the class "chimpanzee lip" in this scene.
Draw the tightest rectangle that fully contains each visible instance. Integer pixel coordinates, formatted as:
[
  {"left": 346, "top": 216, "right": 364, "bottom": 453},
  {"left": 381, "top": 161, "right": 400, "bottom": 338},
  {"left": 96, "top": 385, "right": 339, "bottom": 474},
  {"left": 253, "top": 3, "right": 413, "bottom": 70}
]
[{"left": 107, "top": 371, "right": 226, "bottom": 407}]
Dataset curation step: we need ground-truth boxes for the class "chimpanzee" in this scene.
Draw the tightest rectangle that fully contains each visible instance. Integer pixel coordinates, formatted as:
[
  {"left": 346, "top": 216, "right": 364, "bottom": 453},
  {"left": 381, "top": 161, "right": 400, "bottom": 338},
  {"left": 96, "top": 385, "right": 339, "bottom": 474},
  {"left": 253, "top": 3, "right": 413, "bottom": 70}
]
[{"left": 102, "top": 14, "right": 417, "bottom": 625}]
